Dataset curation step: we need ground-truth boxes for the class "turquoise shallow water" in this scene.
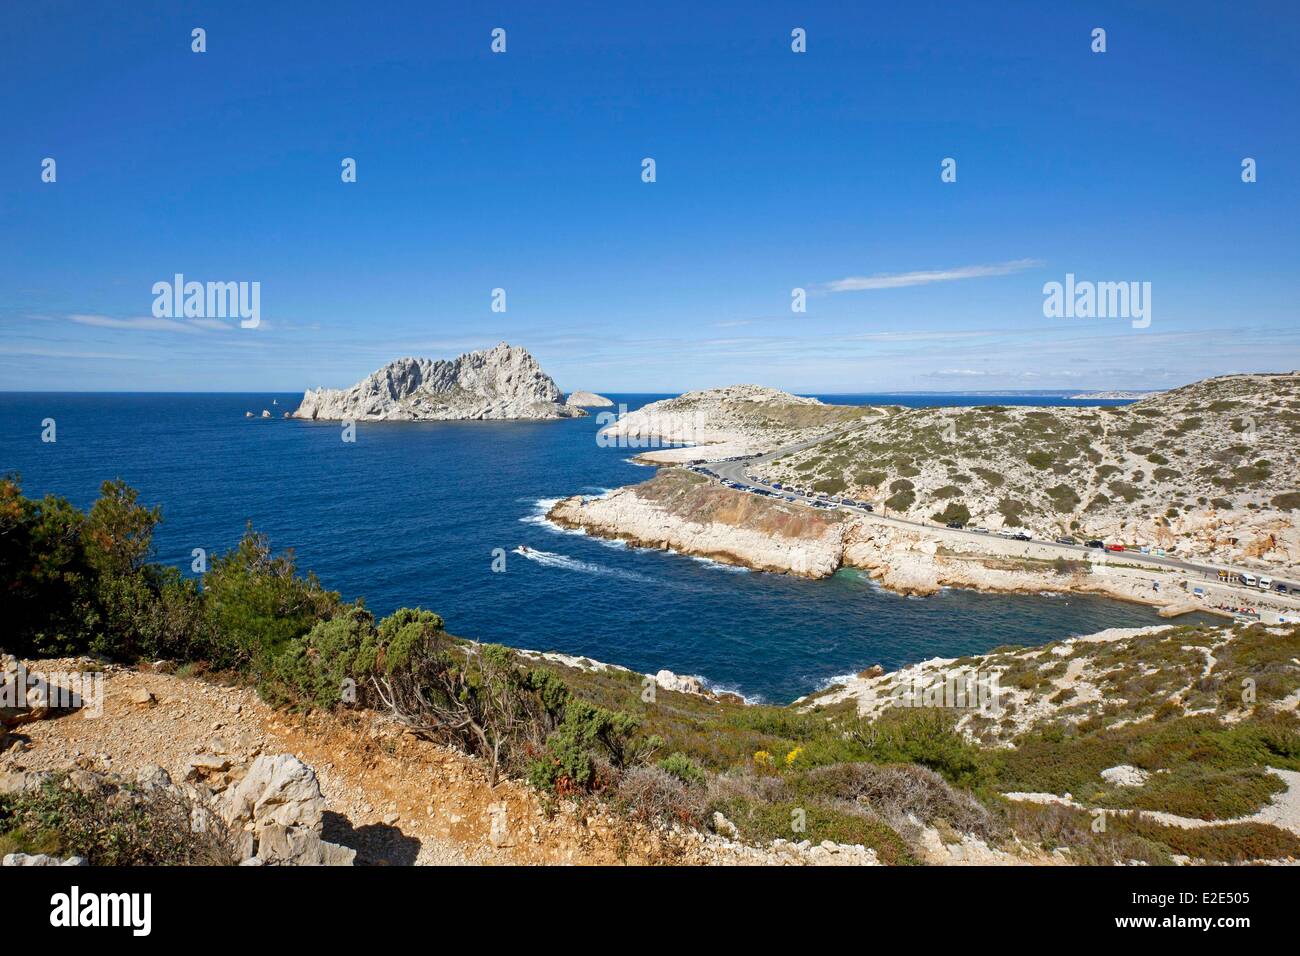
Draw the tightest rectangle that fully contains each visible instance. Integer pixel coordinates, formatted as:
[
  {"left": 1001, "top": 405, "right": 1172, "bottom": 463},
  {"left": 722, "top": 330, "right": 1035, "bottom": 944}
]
[{"left": 0, "top": 391, "right": 1211, "bottom": 703}]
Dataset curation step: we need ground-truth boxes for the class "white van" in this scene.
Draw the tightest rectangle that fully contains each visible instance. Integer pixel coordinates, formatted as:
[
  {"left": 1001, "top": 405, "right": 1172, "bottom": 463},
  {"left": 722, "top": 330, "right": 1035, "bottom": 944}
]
[
  {"left": 1240, "top": 573, "right": 1258, "bottom": 587},
  {"left": 1259, "top": 577, "right": 1273, "bottom": 590}
]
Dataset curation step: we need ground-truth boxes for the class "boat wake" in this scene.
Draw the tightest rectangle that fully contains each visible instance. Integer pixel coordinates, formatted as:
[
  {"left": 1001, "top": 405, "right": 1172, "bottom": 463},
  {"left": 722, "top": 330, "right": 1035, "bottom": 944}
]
[{"left": 512, "top": 546, "right": 654, "bottom": 584}]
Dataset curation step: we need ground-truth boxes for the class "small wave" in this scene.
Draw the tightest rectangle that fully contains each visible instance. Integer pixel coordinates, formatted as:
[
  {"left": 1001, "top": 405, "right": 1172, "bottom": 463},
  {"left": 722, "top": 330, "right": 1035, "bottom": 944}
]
[
  {"left": 846, "top": 571, "right": 902, "bottom": 597},
  {"left": 815, "top": 671, "right": 865, "bottom": 693},
  {"left": 698, "top": 676, "right": 764, "bottom": 706},
  {"left": 519, "top": 498, "right": 586, "bottom": 535},
  {"left": 690, "top": 555, "right": 749, "bottom": 573}
]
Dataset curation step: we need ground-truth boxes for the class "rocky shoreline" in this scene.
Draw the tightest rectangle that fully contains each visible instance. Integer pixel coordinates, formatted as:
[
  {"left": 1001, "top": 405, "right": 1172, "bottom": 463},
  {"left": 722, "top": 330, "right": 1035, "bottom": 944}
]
[{"left": 546, "top": 474, "right": 1300, "bottom": 624}]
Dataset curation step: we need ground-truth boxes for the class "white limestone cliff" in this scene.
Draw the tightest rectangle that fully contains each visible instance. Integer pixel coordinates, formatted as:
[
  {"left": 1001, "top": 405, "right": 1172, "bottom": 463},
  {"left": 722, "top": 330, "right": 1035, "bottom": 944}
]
[{"left": 290, "top": 343, "right": 585, "bottom": 422}]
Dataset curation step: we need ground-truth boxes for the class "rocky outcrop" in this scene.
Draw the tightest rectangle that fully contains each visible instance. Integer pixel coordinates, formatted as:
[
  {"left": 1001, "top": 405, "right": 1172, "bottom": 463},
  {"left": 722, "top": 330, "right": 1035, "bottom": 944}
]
[
  {"left": 2, "top": 654, "right": 50, "bottom": 750},
  {"left": 2, "top": 853, "right": 87, "bottom": 866},
  {"left": 547, "top": 471, "right": 846, "bottom": 578},
  {"left": 216, "top": 754, "right": 355, "bottom": 866},
  {"left": 290, "top": 343, "right": 586, "bottom": 422},
  {"left": 565, "top": 390, "right": 613, "bottom": 407},
  {"left": 0, "top": 750, "right": 353, "bottom": 866},
  {"left": 546, "top": 468, "right": 1300, "bottom": 623},
  {"left": 653, "top": 670, "right": 705, "bottom": 696}
]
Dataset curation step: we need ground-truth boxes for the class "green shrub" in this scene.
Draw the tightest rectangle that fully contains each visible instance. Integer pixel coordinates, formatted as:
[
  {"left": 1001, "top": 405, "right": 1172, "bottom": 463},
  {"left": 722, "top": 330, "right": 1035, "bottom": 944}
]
[
  {"left": 932, "top": 502, "right": 970, "bottom": 525},
  {"left": 1111, "top": 817, "right": 1300, "bottom": 864},
  {"left": 997, "top": 498, "right": 1028, "bottom": 527},
  {"left": 352, "top": 612, "right": 565, "bottom": 787},
  {"left": 1108, "top": 481, "right": 1141, "bottom": 504},
  {"left": 265, "top": 605, "right": 377, "bottom": 708},
  {"left": 853, "top": 469, "right": 887, "bottom": 488},
  {"left": 885, "top": 489, "right": 915, "bottom": 511},
  {"left": 842, "top": 709, "right": 988, "bottom": 788},
  {"left": 658, "top": 751, "right": 706, "bottom": 785},
  {"left": 529, "top": 699, "right": 657, "bottom": 792},
  {"left": 0, "top": 477, "right": 99, "bottom": 657},
  {"left": 202, "top": 527, "right": 343, "bottom": 671},
  {"left": 1046, "top": 484, "right": 1081, "bottom": 512}
]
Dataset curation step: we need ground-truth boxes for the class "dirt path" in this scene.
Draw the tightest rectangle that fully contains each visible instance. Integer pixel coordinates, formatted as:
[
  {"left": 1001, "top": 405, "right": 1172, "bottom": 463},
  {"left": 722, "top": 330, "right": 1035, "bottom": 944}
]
[{"left": 1, "top": 661, "right": 695, "bottom": 865}]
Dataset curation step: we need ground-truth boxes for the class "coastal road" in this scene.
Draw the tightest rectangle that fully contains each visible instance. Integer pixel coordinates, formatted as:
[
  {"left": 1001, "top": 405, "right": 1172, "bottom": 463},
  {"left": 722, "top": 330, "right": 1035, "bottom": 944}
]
[{"left": 699, "top": 442, "right": 1300, "bottom": 603}]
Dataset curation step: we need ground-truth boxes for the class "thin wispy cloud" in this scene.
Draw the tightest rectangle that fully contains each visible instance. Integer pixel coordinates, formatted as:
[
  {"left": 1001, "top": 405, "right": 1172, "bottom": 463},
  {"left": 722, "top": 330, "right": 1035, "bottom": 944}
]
[
  {"left": 0, "top": 345, "right": 148, "bottom": 360},
  {"left": 823, "top": 258, "right": 1043, "bottom": 293},
  {"left": 69, "top": 314, "right": 201, "bottom": 333}
]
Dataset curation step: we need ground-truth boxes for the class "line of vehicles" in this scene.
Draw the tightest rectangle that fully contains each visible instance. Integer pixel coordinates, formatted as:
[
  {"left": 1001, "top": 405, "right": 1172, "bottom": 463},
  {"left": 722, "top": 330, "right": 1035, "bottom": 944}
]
[
  {"left": 1221, "top": 570, "right": 1288, "bottom": 593},
  {"left": 685, "top": 460, "right": 1294, "bottom": 596}
]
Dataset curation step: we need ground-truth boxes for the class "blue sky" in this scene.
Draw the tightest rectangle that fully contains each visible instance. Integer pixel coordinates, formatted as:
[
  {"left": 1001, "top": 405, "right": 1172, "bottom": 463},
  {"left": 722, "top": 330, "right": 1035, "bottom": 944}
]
[{"left": 2, "top": 0, "right": 1297, "bottom": 393}]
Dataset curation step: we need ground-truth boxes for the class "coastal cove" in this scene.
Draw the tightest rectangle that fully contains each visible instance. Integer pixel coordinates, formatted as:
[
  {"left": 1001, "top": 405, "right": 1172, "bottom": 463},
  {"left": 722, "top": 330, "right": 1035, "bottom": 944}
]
[{"left": 0, "top": 392, "right": 1212, "bottom": 704}]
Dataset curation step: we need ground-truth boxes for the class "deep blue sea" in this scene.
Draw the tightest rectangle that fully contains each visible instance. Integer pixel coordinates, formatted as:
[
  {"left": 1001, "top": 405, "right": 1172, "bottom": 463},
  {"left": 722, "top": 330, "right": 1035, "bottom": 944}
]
[{"left": 0, "top": 391, "right": 1202, "bottom": 703}]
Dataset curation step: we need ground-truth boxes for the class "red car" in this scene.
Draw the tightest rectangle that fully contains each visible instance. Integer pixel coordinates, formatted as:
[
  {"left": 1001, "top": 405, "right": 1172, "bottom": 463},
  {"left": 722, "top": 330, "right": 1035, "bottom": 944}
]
[{"left": 1106, "top": 544, "right": 1126, "bottom": 552}]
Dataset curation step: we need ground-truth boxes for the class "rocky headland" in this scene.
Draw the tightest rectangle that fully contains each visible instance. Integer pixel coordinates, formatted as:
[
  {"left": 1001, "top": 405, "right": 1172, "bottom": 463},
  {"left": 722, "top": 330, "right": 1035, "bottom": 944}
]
[
  {"left": 549, "top": 372, "right": 1300, "bottom": 614},
  {"left": 597, "top": 384, "right": 877, "bottom": 463}
]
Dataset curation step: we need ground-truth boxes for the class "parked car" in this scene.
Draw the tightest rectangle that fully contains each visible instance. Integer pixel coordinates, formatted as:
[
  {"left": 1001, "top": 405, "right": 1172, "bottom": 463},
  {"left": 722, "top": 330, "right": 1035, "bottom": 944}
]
[
  {"left": 946, "top": 521, "right": 964, "bottom": 529},
  {"left": 1106, "top": 544, "right": 1125, "bottom": 552},
  {"left": 1056, "top": 536, "right": 1077, "bottom": 545},
  {"left": 1275, "top": 583, "right": 1290, "bottom": 593},
  {"left": 1258, "top": 577, "right": 1274, "bottom": 591},
  {"left": 1086, "top": 540, "right": 1105, "bottom": 549},
  {"left": 1014, "top": 532, "right": 1032, "bottom": 541}
]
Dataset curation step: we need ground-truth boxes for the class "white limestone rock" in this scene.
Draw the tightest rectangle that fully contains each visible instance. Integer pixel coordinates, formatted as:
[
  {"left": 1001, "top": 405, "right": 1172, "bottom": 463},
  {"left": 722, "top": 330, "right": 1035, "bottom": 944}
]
[
  {"left": 565, "top": 390, "right": 614, "bottom": 407},
  {"left": 1100, "top": 764, "right": 1151, "bottom": 787},
  {"left": 290, "top": 343, "right": 586, "bottom": 422},
  {"left": 2, "top": 853, "right": 87, "bottom": 866}
]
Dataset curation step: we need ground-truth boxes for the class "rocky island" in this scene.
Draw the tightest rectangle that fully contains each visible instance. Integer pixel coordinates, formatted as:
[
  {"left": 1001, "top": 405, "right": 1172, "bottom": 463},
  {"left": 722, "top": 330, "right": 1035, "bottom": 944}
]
[
  {"left": 290, "top": 343, "right": 585, "bottom": 422},
  {"left": 565, "top": 390, "right": 614, "bottom": 408}
]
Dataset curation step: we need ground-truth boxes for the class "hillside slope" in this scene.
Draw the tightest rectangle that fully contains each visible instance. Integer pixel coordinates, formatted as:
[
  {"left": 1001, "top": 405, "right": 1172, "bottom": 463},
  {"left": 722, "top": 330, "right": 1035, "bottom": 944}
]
[
  {"left": 598, "top": 385, "right": 879, "bottom": 462},
  {"left": 762, "top": 372, "right": 1300, "bottom": 571}
]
